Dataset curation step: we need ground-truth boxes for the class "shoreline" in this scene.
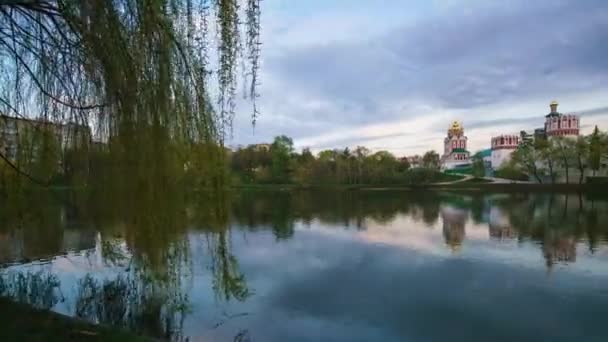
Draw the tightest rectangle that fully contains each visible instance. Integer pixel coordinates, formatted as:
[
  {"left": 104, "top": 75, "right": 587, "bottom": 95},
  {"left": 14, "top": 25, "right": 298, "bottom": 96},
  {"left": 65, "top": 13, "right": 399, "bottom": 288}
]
[
  {"left": 0, "top": 298, "right": 151, "bottom": 341},
  {"left": 231, "top": 182, "right": 608, "bottom": 193}
]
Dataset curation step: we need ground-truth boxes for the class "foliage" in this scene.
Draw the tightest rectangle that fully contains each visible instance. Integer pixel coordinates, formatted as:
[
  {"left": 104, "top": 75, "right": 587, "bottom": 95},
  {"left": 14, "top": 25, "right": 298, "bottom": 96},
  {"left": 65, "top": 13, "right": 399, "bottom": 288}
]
[
  {"left": 230, "top": 136, "right": 466, "bottom": 185},
  {"left": 230, "top": 137, "right": 460, "bottom": 185},
  {"left": 587, "top": 176, "right": 608, "bottom": 185},
  {"left": 574, "top": 136, "right": 589, "bottom": 184},
  {"left": 0, "top": 0, "right": 262, "bottom": 192},
  {"left": 508, "top": 128, "right": 608, "bottom": 184},
  {"left": 589, "top": 126, "right": 602, "bottom": 176},
  {"left": 422, "top": 150, "right": 441, "bottom": 170},
  {"left": 472, "top": 158, "right": 486, "bottom": 178},
  {"left": 271, "top": 135, "right": 294, "bottom": 183},
  {"left": 495, "top": 163, "right": 529, "bottom": 181},
  {"left": 536, "top": 137, "right": 558, "bottom": 184},
  {"left": 511, "top": 144, "right": 543, "bottom": 183}
]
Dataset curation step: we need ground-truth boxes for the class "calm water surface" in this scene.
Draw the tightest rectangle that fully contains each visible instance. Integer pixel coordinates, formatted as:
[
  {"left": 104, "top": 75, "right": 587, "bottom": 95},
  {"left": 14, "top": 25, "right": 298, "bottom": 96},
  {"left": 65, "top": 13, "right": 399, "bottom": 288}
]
[{"left": 1, "top": 190, "right": 608, "bottom": 341}]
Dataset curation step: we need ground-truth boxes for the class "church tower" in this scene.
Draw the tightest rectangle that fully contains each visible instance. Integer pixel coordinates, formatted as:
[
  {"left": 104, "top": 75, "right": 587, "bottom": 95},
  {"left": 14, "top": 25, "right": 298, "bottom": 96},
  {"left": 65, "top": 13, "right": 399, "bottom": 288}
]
[{"left": 442, "top": 121, "right": 470, "bottom": 170}]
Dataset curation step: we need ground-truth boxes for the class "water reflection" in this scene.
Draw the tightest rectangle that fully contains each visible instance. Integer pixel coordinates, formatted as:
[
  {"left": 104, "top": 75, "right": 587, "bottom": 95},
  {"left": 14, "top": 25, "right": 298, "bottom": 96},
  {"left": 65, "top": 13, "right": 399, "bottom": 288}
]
[{"left": 1, "top": 190, "right": 608, "bottom": 341}]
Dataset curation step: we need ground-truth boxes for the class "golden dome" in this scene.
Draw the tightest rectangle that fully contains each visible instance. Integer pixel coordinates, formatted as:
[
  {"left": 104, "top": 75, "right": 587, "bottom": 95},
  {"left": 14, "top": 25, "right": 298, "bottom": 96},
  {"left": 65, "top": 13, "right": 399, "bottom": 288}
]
[
  {"left": 450, "top": 121, "right": 462, "bottom": 130},
  {"left": 550, "top": 100, "right": 559, "bottom": 106}
]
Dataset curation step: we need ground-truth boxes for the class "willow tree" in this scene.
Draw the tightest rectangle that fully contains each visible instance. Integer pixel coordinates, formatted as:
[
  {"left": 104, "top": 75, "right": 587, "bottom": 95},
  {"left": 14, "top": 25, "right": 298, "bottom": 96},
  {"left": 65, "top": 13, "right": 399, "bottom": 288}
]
[{"left": 0, "top": 0, "right": 261, "bottom": 190}]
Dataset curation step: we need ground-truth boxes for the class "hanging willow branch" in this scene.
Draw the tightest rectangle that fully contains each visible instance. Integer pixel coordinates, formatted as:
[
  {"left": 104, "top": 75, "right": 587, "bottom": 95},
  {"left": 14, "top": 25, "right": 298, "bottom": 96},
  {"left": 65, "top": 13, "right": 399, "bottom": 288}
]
[
  {"left": 0, "top": 0, "right": 262, "bottom": 185},
  {"left": 245, "top": 0, "right": 261, "bottom": 125}
]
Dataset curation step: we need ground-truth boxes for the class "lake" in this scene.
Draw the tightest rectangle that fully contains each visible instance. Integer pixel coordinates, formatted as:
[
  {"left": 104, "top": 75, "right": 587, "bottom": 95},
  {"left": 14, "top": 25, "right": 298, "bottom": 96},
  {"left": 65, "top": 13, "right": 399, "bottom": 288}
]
[{"left": 1, "top": 190, "right": 608, "bottom": 341}]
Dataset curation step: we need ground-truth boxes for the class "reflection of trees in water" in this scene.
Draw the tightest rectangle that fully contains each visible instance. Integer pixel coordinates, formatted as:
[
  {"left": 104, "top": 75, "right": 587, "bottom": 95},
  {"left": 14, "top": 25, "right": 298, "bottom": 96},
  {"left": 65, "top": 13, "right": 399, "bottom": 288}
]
[
  {"left": 231, "top": 190, "right": 443, "bottom": 233},
  {"left": 491, "top": 193, "right": 608, "bottom": 268},
  {"left": 191, "top": 192, "right": 251, "bottom": 302},
  {"left": 210, "top": 231, "right": 251, "bottom": 302},
  {"left": 2, "top": 188, "right": 608, "bottom": 337},
  {"left": 0, "top": 270, "right": 62, "bottom": 310},
  {"left": 542, "top": 231, "right": 577, "bottom": 268},
  {"left": 74, "top": 265, "right": 190, "bottom": 340},
  {"left": 0, "top": 184, "right": 251, "bottom": 340},
  {"left": 0, "top": 190, "right": 64, "bottom": 263},
  {"left": 232, "top": 190, "right": 608, "bottom": 268}
]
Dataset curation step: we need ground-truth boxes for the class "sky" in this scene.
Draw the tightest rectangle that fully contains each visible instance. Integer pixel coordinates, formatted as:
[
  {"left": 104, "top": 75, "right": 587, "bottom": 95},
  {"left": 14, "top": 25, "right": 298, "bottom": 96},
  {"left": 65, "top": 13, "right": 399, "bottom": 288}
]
[{"left": 229, "top": 0, "right": 608, "bottom": 156}]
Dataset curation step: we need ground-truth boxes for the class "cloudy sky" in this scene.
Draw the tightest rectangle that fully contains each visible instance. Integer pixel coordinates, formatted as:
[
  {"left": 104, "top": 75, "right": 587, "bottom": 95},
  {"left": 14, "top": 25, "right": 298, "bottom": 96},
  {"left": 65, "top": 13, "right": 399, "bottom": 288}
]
[{"left": 229, "top": 0, "right": 608, "bottom": 156}]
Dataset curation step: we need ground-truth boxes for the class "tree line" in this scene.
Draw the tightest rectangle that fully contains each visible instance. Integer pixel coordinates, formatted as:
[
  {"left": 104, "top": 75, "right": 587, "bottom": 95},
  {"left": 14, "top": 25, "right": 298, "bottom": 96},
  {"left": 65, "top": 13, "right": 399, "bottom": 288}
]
[
  {"left": 499, "top": 126, "right": 608, "bottom": 184},
  {"left": 230, "top": 135, "right": 452, "bottom": 185}
]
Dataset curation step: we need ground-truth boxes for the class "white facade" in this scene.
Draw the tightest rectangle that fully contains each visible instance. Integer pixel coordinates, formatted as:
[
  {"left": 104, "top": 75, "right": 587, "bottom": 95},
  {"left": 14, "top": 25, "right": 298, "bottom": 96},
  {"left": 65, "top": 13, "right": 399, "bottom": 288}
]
[
  {"left": 441, "top": 121, "right": 471, "bottom": 170},
  {"left": 490, "top": 134, "right": 520, "bottom": 170},
  {"left": 544, "top": 101, "right": 579, "bottom": 138}
]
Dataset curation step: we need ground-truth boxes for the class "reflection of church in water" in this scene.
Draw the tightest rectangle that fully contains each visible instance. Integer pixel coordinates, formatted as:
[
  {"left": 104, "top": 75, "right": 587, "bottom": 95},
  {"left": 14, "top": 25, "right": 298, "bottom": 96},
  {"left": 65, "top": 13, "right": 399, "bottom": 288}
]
[
  {"left": 488, "top": 207, "right": 518, "bottom": 240},
  {"left": 542, "top": 231, "right": 577, "bottom": 269},
  {"left": 440, "top": 206, "right": 467, "bottom": 252}
]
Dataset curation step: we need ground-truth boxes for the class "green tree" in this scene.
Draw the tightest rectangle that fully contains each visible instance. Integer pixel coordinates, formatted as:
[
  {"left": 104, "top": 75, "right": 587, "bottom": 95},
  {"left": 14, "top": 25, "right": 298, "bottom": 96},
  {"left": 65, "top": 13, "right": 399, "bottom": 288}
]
[
  {"left": 271, "top": 136, "right": 294, "bottom": 183},
  {"left": 512, "top": 144, "right": 543, "bottom": 183},
  {"left": 589, "top": 126, "right": 602, "bottom": 176},
  {"left": 422, "top": 150, "right": 440, "bottom": 170},
  {"left": 536, "top": 137, "right": 557, "bottom": 184},
  {"left": 472, "top": 158, "right": 485, "bottom": 178},
  {"left": 574, "top": 136, "right": 589, "bottom": 184},
  {"left": 354, "top": 146, "right": 370, "bottom": 184},
  {"left": 293, "top": 148, "right": 315, "bottom": 184},
  {"left": 552, "top": 136, "right": 576, "bottom": 184}
]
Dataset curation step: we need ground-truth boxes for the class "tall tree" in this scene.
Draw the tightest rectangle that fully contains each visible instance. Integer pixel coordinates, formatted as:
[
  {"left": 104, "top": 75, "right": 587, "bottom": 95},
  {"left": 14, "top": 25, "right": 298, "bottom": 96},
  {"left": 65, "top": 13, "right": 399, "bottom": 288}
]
[
  {"left": 552, "top": 136, "right": 575, "bottom": 184},
  {"left": 574, "top": 136, "right": 589, "bottom": 184},
  {"left": 271, "top": 135, "right": 294, "bottom": 183},
  {"left": 536, "top": 138, "right": 557, "bottom": 184},
  {"left": 589, "top": 126, "right": 602, "bottom": 176},
  {"left": 422, "top": 150, "right": 440, "bottom": 170},
  {"left": 472, "top": 158, "right": 485, "bottom": 178},
  {"left": 512, "top": 144, "right": 543, "bottom": 183}
]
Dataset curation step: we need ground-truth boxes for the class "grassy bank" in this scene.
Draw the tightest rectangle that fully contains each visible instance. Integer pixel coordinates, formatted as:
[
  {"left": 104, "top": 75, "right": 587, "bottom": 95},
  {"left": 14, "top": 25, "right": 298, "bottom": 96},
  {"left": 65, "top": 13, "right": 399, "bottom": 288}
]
[
  {"left": 232, "top": 182, "right": 608, "bottom": 193},
  {"left": 0, "top": 299, "right": 151, "bottom": 342}
]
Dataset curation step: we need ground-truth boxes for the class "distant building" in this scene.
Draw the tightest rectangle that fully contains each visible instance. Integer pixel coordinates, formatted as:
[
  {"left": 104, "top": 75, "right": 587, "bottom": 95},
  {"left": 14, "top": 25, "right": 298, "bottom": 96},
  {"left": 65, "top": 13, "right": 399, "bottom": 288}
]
[
  {"left": 441, "top": 121, "right": 471, "bottom": 170},
  {"left": 1, "top": 114, "right": 91, "bottom": 163},
  {"left": 403, "top": 155, "right": 422, "bottom": 169},
  {"left": 251, "top": 143, "right": 271, "bottom": 152},
  {"left": 490, "top": 134, "right": 520, "bottom": 169},
  {"left": 534, "top": 128, "right": 546, "bottom": 141},
  {"left": 544, "top": 101, "right": 579, "bottom": 138}
]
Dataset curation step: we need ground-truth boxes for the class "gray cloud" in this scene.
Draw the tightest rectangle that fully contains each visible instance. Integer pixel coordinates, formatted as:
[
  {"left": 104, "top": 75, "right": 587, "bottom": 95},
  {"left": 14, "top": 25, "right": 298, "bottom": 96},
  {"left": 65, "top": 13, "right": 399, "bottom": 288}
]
[
  {"left": 461, "top": 105, "right": 608, "bottom": 133},
  {"left": 270, "top": 0, "right": 607, "bottom": 110},
  {"left": 233, "top": 0, "right": 608, "bottom": 149}
]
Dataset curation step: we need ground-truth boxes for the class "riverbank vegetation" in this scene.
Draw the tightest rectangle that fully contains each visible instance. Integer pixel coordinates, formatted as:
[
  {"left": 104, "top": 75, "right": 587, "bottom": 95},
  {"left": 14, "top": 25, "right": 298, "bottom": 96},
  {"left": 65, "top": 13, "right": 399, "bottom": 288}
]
[
  {"left": 497, "top": 126, "right": 608, "bottom": 184},
  {"left": 0, "top": 298, "right": 149, "bottom": 341},
  {"left": 229, "top": 135, "right": 456, "bottom": 186}
]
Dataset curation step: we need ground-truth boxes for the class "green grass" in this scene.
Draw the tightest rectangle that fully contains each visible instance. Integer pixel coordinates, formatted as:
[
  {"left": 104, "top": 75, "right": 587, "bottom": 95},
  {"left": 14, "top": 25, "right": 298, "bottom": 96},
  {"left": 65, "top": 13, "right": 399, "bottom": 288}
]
[{"left": 0, "top": 299, "right": 152, "bottom": 342}]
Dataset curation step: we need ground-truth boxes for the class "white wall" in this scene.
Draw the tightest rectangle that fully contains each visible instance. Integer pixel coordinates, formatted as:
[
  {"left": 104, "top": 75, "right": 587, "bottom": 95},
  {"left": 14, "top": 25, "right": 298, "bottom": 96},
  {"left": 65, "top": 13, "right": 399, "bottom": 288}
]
[{"left": 491, "top": 149, "right": 515, "bottom": 170}]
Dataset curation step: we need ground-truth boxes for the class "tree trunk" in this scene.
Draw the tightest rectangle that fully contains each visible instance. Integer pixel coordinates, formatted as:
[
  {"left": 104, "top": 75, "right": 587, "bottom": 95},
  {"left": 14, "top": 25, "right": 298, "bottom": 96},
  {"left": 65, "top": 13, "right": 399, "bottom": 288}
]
[
  {"left": 578, "top": 157, "right": 585, "bottom": 185},
  {"left": 548, "top": 160, "right": 556, "bottom": 184},
  {"left": 532, "top": 166, "right": 542, "bottom": 183}
]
